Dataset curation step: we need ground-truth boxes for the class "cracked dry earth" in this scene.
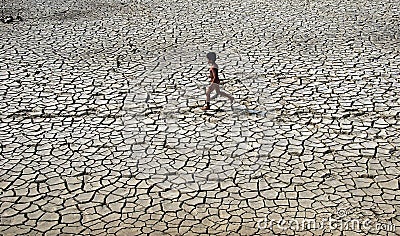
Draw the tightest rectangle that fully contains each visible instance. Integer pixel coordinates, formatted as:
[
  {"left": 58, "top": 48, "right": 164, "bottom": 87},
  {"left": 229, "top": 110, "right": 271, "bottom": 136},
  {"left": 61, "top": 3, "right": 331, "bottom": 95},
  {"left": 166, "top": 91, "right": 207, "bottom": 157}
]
[{"left": 1, "top": 0, "right": 400, "bottom": 235}]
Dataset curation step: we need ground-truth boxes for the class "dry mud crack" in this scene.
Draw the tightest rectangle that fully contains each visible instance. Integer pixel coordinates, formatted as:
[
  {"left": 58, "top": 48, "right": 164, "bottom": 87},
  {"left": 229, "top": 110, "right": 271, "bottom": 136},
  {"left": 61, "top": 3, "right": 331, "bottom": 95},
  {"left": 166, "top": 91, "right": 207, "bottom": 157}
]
[{"left": 1, "top": 0, "right": 400, "bottom": 235}]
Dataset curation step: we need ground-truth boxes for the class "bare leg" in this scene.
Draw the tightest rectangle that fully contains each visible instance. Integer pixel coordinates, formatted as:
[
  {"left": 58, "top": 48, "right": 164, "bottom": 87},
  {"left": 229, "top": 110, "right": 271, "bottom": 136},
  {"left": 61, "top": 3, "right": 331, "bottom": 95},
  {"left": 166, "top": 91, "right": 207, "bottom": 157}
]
[
  {"left": 202, "top": 83, "right": 217, "bottom": 110},
  {"left": 206, "top": 83, "right": 218, "bottom": 102},
  {"left": 215, "top": 84, "right": 234, "bottom": 103},
  {"left": 210, "top": 93, "right": 218, "bottom": 100}
]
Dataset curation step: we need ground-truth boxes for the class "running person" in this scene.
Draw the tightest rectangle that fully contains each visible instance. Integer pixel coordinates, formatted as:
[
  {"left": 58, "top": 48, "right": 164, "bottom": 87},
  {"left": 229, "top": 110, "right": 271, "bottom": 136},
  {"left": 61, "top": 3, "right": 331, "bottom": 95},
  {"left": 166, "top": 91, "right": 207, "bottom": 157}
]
[{"left": 201, "top": 52, "right": 234, "bottom": 110}]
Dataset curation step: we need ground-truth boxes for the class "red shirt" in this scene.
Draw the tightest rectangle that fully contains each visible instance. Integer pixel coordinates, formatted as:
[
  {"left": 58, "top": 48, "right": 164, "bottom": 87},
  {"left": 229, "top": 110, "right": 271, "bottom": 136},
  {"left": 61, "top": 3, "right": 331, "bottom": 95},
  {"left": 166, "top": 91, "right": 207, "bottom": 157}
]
[{"left": 209, "top": 67, "right": 220, "bottom": 84}]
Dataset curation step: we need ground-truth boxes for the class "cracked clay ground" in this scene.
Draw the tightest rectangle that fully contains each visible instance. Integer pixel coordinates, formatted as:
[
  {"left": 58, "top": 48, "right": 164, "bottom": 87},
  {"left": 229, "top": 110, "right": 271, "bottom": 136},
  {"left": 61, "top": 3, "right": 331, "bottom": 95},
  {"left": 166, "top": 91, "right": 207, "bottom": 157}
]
[{"left": 0, "top": 0, "right": 400, "bottom": 235}]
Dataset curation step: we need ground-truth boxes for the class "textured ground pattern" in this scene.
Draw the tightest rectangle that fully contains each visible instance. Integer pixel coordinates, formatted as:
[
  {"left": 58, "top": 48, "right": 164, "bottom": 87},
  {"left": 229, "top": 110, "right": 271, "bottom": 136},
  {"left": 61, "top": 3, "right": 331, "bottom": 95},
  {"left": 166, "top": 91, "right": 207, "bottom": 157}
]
[{"left": 1, "top": 0, "right": 400, "bottom": 235}]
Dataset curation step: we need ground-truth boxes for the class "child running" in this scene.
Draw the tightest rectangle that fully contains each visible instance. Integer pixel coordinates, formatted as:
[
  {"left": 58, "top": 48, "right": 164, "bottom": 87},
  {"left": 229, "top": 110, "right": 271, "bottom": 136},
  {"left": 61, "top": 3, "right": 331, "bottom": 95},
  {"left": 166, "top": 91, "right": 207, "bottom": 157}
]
[{"left": 201, "top": 52, "right": 234, "bottom": 110}]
